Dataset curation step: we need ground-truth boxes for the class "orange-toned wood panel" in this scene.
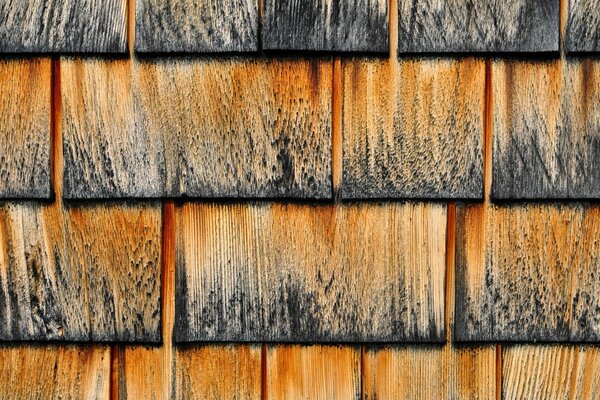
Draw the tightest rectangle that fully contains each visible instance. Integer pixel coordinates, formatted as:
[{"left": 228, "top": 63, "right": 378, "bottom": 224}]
[
  {"left": 175, "top": 202, "right": 446, "bottom": 342},
  {"left": 503, "top": 345, "right": 600, "bottom": 399},
  {"left": 0, "top": 345, "right": 110, "bottom": 399},
  {"left": 0, "top": 58, "right": 51, "bottom": 199},
  {"left": 363, "top": 345, "right": 496, "bottom": 399},
  {"left": 455, "top": 204, "right": 600, "bottom": 342},
  {"left": 342, "top": 58, "right": 484, "bottom": 199},
  {"left": 61, "top": 57, "right": 332, "bottom": 199},
  {"left": 266, "top": 345, "right": 361, "bottom": 400},
  {"left": 0, "top": 201, "right": 161, "bottom": 341}
]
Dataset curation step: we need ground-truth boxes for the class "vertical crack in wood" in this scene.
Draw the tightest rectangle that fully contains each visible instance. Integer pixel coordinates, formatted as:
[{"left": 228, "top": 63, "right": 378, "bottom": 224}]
[
  {"left": 261, "top": 343, "right": 267, "bottom": 400},
  {"left": 110, "top": 345, "right": 120, "bottom": 400},
  {"left": 162, "top": 201, "right": 176, "bottom": 399},
  {"left": 445, "top": 203, "right": 456, "bottom": 340},
  {"left": 360, "top": 345, "right": 366, "bottom": 400},
  {"left": 484, "top": 59, "right": 492, "bottom": 204},
  {"left": 332, "top": 58, "right": 342, "bottom": 200},
  {"left": 496, "top": 344, "right": 502, "bottom": 400},
  {"left": 51, "top": 58, "right": 62, "bottom": 200}
]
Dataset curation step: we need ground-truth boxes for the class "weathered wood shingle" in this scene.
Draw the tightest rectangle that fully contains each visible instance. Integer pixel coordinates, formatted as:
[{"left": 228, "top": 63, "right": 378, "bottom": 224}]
[
  {"left": 0, "top": 59, "right": 51, "bottom": 199},
  {"left": 0, "top": 0, "right": 127, "bottom": 53},
  {"left": 263, "top": 0, "right": 389, "bottom": 52},
  {"left": 62, "top": 58, "right": 332, "bottom": 199},
  {"left": 566, "top": 0, "right": 600, "bottom": 53},
  {"left": 0, "top": 345, "right": 110, "bottom": 399},
  {"left": 398, "top": 0, "right": 559, "bottom": 53},
  {"left": 492, "top": 59, "right": 600, "bottom": 200},
  {"left": 342, "top": 58, "right": 484, "bottom": 199},
  {"left": 135, "top": 0, "right": 259, "bottom": 53},
  {"left": 455, "top": 204, "right": 600, "bottom": 342},
  {"left": 0, "top": 202, "right": 161, "bottom": 342},
  {"left": 175, "top": 202, "right": 446, "bottom": 343}
]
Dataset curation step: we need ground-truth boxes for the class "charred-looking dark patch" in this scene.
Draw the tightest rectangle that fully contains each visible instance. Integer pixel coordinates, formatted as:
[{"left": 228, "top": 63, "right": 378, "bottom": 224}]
[
  {"left": 454, "top": 203, "right": 600, "bottom": 343},
  {"left": 0, "top": 0, "right": 127, "bottom": 53},
  {"left": 135, "top": 0, "right": 259, "bottom": 53},
  {"left": 174, "top": 202, "right": 446, "bottom": 343},
  {"left": 565, "top": 0, "right": 600, "bottom": 53},
  {"left": 262, "top": 0, "right": 389, "bottom": 52},
  {"left": 398, "top": 0, "right": 559, "bottom": 53}
]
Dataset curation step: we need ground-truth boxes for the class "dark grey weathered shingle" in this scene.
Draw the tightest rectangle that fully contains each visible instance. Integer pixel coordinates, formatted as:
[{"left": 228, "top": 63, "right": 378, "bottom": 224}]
[{"left": 566, "top": 0, "right": 600, "bottom": 52}]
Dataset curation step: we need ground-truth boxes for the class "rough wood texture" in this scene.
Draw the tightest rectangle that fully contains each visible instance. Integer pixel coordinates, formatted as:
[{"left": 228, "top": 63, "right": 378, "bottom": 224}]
[
  {"left": 135, "top": 0, "right": 258, "bottom": 53},
  {"left": 0, "top": 345, "right": 110, "bottom": 399},
  {"left": 175, "top": 202, "right": 446, "bottom": 342},
  {"left": 503, "top": 345, "right": 600, "bottom": 399},
  {"left": 267, "top": 345, "right": 360, "bottom": 400},
  {"left": 0, "top": 59, "right": 51, "bottom": 199},
  {"left": 0, "top": 202, "right": 161, "bottom": 342},
  {"left": 61, "top": 58, "right": 332, "bottom": 199},
  {"left": 174, "top": 345, "right": 261, "bottom": 400},
  {"left": 363, "top": 345, "right": 496, "bottom": 399},
  {"left": 398, "top": 0, "right": 559, "bottom": 53},
  {"left": 342, "top": 58, "right": 484, "bottom": 199},
  {"left": 0, "top": 0, "right": 126, "bottom": 53},
  {"left": 455, "top": 204, "right": 600, "bottom": 342},
  {"left": 566, "top": 0, "right": 600, "bottom": 52},
  {"left": 492, "top": 59, "right": 600, "bottom": 199},
  {"left": 263, "top": 0, "right": 389, "bottom": 52}
]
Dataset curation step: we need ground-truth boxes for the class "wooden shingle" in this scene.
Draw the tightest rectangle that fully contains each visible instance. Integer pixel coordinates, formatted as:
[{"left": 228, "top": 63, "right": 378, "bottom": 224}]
[
  {"left": 566, "top": 0, "right": 600, "bottom": 53},
  {"left": 61, "top": 58, "right": 332, "bottom": 199},
  {"left": 398, "top": 0, "right": 559, "bottom": 53},
  {"left": 263, "top": 0, "right": 389, "bottom": 52},
  {"left": 0, "top": 59, "right": 51, "bottom": 199},
  {"left": 0, "top": 0, "right": 127, "bottom": 53},
  {"left": 455, "top": 204, "right": 600, "bottom": 342},
  {"left": 492, "top": 59, "right": 600, "bottom": 199},
  {"left": 135, "top": 0, "right": 259, "bottom": 53},
  {"left": 175, "top": 202, "right": 446, "bottom": 342},
  {"left": 0, "top": 345, "right": 110, "bottom": 399},
  {"left": 342, "top": 58, "right": 485, "bottom": 199},
  {"left": 0, "top": 202, "right": 161, "bottom": 342}
]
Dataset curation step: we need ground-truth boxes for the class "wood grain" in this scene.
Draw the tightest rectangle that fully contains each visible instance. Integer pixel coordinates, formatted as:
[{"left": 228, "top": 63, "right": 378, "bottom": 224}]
[
  {"left": 263, "top": 0, "right": 389, "bottom": 52},
  {"left": 363, "top": 345, "right": 496, "bottom": 399},
  {"left": 0, "top": 345, "right": 110, "bottom": 399},
  {"left": 0, "top": 0, "right": 127, "bottom": 53},
  {"left": 455, "top": 204, "right": 600, "bottom": 342},
  {"left": 0, "top": 59, "right": 51, "bottom": 199},
  {"left": 61, "top": 58, "right": 332, "bottom": 199},
  {"left": 492, "top": 59, "right": 600, "bottom": 199},
  {"left": 503, "top": 345, "right": 600, "bottom": 399},
  {"left": 342, "top": 58, "right": 484, "bottom": 199},
  {"left": 266, "top": 345, "right": 360, "bottom": 400},
  {"left": 0, "top": 201, "right": 161, "bottom": 342},
  {"left": 135, "top": 0, "right": 258, "bottom": 53},
  {"left": 566, "top": 0, "right": 600, "bottom": 52},
  {"left": 175, "top": 202, "right": 446, "bottom": 342},
  {"left": 398, "top": 0, "right": 559, "bottom": 53}
]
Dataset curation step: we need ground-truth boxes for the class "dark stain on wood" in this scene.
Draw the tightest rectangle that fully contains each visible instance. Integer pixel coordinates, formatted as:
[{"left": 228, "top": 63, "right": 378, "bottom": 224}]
[
  {"left": 0, "top": 0, "right": 127, "bottom": 53},
  {"left": 492, "top": 59, "right": 600, "bottom": 200},
  {"left": 61, "top": 57, "right": 332, "bottom": 200},
  {"left": 341, "top": 58, "right": 485, "bottom": 199},
  {"left": 0, "top": 202, "right": 161, "bottom": 342},
  {"left": 0, "top": 59, "right": 52, "bottom": 199},
  {"left": 263, "top": 0, "right": 389, "bottom": 52},
  {"left": 174, "top": 202, "right": 446, "bottom": 343},
  {"left": 455, "top": 203, "right": 600, "bottom": 343},
  {"left": 135, "top": 0, "right": 259, "bottom": 53},
  {"left": 398, "top": 0, "right": 559, "bottom": 53},
  {"left": 566, "top": 0, "right": 600, "bottom": 53}
]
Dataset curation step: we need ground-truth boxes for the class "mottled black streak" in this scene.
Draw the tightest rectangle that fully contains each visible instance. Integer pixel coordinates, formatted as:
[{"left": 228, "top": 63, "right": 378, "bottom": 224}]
[
  {"left": 263, "top": 0, "right": 389, "bottom": 52},
  {"left": 398, "top": 0, "right": 559, "bottom": 53}
]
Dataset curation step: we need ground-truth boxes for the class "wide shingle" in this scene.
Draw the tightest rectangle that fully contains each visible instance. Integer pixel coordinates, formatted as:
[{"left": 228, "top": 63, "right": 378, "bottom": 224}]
[
  {"left": 135, "top": 0, "right": 259, "bottom": 53},
  {"left": 61, "top": 58, "right": 332, "bottom": 200},
  {"left": 0, "top": 0, "right": 126, "bottom": 53},
  {"left": 398, "top": 0, "right": 559, "bottom": 53},
  {"left": 263, "top": 0, "right": 389, "bottom": 52},
  {"left": 0, "top": 59, "right": 51, "bottom": 199},
  {"left": 342, "top": 58, "right": 484, "bottom": 199},
  {"left": 175, "top": 202, "right": 446, "bottom": 343},
  {"left": 492, "top": 59, "right": 600, "bottom": 200}
]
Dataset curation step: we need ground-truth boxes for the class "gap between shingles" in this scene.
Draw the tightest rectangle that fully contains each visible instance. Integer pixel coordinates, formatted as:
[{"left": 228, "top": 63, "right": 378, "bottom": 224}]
[
  {"left": 445, "top": 203, "right": 456, "bottom": 340},
  {"left": 162, "top": 201, "right": 176, "bottom": 397},
  {"left": 496, "top": 343, "right": 502, "bottom": 400},
  {"left": 110, "top": 345, "right": 120, "bottom": 400},
  {"left": 332, "top": 58, "right": 342, "bottom": 200},
  {"left": 261, "top": 343, "right": 268, "bottom": 400}
]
